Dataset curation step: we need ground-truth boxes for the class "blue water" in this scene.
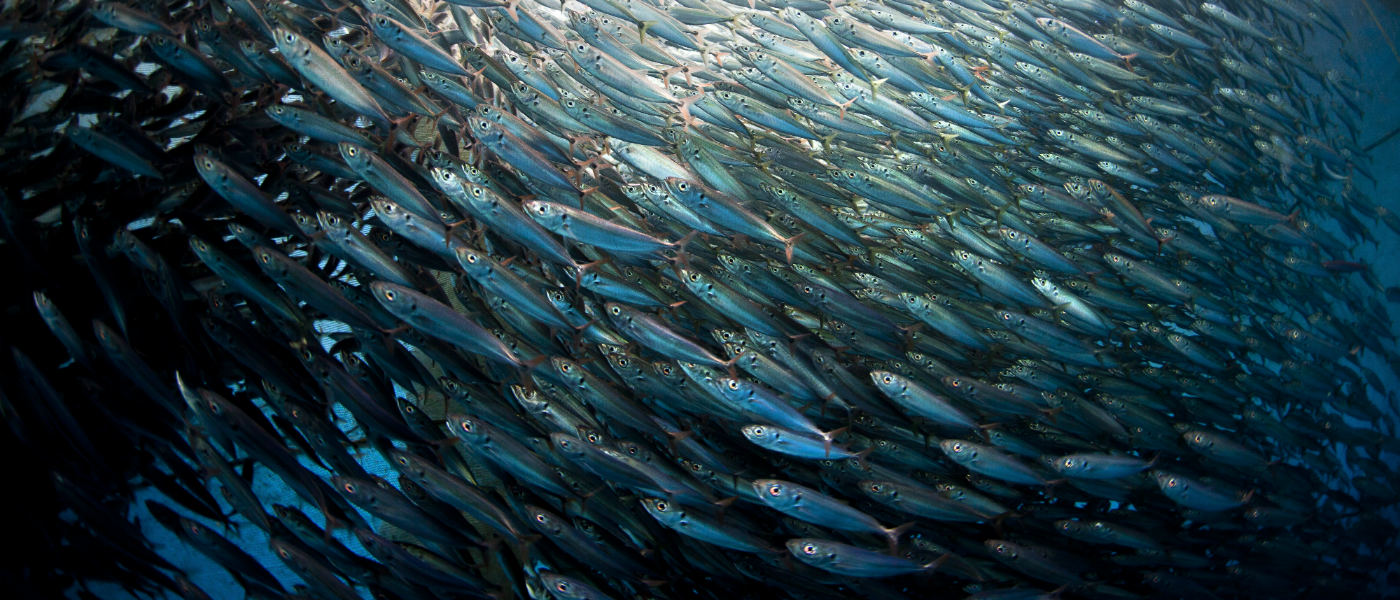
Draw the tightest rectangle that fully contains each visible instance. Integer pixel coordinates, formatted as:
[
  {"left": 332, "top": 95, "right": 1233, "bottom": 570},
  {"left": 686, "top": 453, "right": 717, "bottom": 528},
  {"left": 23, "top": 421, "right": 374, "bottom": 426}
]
[{"left": 92, "top": 4, "right": 1400, "bottom": 599}]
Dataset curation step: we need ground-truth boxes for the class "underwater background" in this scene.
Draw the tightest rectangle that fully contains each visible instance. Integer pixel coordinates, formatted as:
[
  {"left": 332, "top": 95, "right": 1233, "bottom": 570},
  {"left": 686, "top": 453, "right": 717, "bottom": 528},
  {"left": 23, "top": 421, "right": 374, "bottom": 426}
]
[{"left": 4, "top": 0, "right": 1400, "bottom": 598}]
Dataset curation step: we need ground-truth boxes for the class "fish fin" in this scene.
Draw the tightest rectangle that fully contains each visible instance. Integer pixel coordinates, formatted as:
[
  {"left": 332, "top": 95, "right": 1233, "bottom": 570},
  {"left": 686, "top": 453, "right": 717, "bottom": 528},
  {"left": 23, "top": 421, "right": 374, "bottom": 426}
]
[
  {"left": 885, "top": 521, "right": 916, "bottom": 553},
  {"left": 835, "top": 96, "right": 858, "bottom": 120},
  {"left": 853, "top": 446, "right": 874, "bottom": 468},
  {"left": 782, "top": 231, "right": 807, "bottom": 264},
  {"left": 514, "top": 355, "right": 549, "bottom": 388},
  {"left": 922, "top": 553, "right": 951, "bottom": 572},
  {"left": 821, "top": 425, "right": 849, "bottom": 457},
  {"left": 668, "top": 229, "right": 702, "bottom": 269},
  {"left": 379, "top": 323, "right": 412, "bottom": 336}
]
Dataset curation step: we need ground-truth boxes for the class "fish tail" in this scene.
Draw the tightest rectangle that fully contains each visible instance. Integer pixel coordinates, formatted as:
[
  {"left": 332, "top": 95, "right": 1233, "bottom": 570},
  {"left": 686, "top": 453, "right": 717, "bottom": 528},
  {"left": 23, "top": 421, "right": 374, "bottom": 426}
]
[
  {"left": 884, "top": 521, "right": 916, "bottom": 553},
  {"left": 782, "top": 231, "right": 807, "bottom": 264}
]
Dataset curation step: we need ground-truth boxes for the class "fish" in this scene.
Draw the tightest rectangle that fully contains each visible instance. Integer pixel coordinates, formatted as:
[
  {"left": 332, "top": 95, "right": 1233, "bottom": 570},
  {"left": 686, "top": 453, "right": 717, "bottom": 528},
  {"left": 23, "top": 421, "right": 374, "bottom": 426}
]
[
  {"left": 787, "top": 538, "right": 942, "bottom": 578},
  {"left": 9, "top": 0, "right": 1397, "bottom": 598}
]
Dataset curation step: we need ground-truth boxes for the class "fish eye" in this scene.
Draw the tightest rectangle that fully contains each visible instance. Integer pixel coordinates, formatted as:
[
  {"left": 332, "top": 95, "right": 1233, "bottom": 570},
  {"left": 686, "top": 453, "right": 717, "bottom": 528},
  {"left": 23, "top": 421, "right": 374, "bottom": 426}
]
[
  {"left": 555, "top": 583, "right": 569, "bottom": 592},
  {"left": 767, "top": 484, "right": 782, "bottom": 496},
  {"left": 802, "top": 543, "right": 817, "bottom": 554},
  {"left": 655, "top": 500, "right": 668, "bottom": 511},
  {"left": 726, "top": 380, "right": 739, "bottom": 390},
  {"left": 343, "top": 482, "right": 355, "bottom": 493},
  {"left": 1063, "top": 458, "right": 1075, "bottom": 468},
  {"left": 881, "top": 375, "right": 893, "bottom": 384},
  {"left": 383, "top": 289, "right": 396, "bottom": 301},
  {"left": 459, "top": 420, "right": 473, "bottom": 431},
  {"left": 752, "top": 426, "right": 764, "bottom": 435},
  {"left": 535, "top": 514, "right": 547, "bottom": 523},
  {"left": 952, "top": 443, "right": 963, "bottom": 452},
  {"left": 1167, "top": 478, "right": 1178, "bottom": 488},
  {"left": 609, "top": 306, "right": 621, "bottom": 315}
]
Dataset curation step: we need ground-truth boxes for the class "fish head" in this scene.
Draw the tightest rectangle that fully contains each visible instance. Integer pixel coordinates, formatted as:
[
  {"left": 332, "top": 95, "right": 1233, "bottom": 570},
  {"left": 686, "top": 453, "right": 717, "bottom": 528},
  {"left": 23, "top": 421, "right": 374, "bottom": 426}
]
[
  {"left": 1055, "top": 454, "right": 1087, "bottom": 475},
  {"left": 1183, "top": 430, "right": 1215, "bottom": 451},
  {"left": 787, "top": 538, "right": 838, "bottom": 565},
  {"left": 641, "top": 497, "right": 682, "bottom": 522},
  {"left": 602, "top": 302, "right": 629, "bottom": 325},
  {"left": 986, "top": 539, "right": 1021, "bottom": 560},
  {"left": 717, "top": 376, "right": 750, "bottom": 401},
  {"left": 289, "top": 211, "right": 319, "bottom": 236},
  {"left": 940, "top": 439, "right": 978, "bottom": 462},
  {"left": 368, "top": 14, "right": 398, "bottom": 35},
  {"left": 741, "top": 424, "right": 778, "bottom": 444},
  {"left": 523, "top": 200, "right": 564, "bottom": 228},
  {"left": 549, "top": 356, "right": 585, "bottom": 384},
  {"left": 1152, "top": 470, "right": 1184, "bottom": 492},
  {"left": 331, "top": 475, "right": 369, "bottom": 502},
  {"left": 526, "top": 505, "right": 564, "bottom": 536},
  {"left": 869, "top": 371, "right": 904, "bottom": 395},
  {"left": 677, "top": 268, "right": 712, "bottom": 294},
  {"left": 386, "top": 448, "right": 424, "bottom": 476},
  {"left": 861, "top": 480, "right": 895, "bottom": 502},
  {"left": 368, "top": 281, "right": 417, "bottom": 316},
  {"left": 550, "top": 432, "right": 586, "bottom": 458},
  {"left": 272, "top": 28, "right": 308, "bottom": 59},
  {"left": 444, "top": 414, "right": 487, "bottom": 446},
  {"left": 754, "top": 479, "right": 800, "bottom": 509}
]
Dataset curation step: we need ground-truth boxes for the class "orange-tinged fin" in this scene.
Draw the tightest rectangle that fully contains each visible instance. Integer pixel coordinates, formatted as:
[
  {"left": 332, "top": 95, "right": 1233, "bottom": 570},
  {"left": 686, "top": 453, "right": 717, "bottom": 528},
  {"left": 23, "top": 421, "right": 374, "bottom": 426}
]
[
  {"left": 884, "top": 521, "right": 916, "bottom": 554},
  {"left": 783, "top": 231, "right": 807, "bottom": 264},
  {"left": 853, "top": 446, "right": 875, "bottom": 468}
]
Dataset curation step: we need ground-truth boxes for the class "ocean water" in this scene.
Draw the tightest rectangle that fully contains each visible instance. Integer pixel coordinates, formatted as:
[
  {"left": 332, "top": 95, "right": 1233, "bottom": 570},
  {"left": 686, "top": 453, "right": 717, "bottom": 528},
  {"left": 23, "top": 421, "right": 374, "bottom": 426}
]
[{"left": 40, "top": 1, "right": 1400, "bottom": 599}]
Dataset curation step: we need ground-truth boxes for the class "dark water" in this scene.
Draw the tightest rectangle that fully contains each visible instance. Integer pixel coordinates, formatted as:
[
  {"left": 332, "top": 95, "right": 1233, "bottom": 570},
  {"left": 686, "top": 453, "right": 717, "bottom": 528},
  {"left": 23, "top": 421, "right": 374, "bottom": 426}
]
[{"left": 4, "top": 0, "right": 1397, "bottom": 598}]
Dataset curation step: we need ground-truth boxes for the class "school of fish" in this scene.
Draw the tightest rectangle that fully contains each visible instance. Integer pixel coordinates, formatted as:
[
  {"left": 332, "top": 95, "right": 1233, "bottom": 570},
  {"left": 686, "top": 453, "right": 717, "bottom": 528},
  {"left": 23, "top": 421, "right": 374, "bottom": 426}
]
[{"left": 3, "top": 0, "right": 1400, "bottom": 598}]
